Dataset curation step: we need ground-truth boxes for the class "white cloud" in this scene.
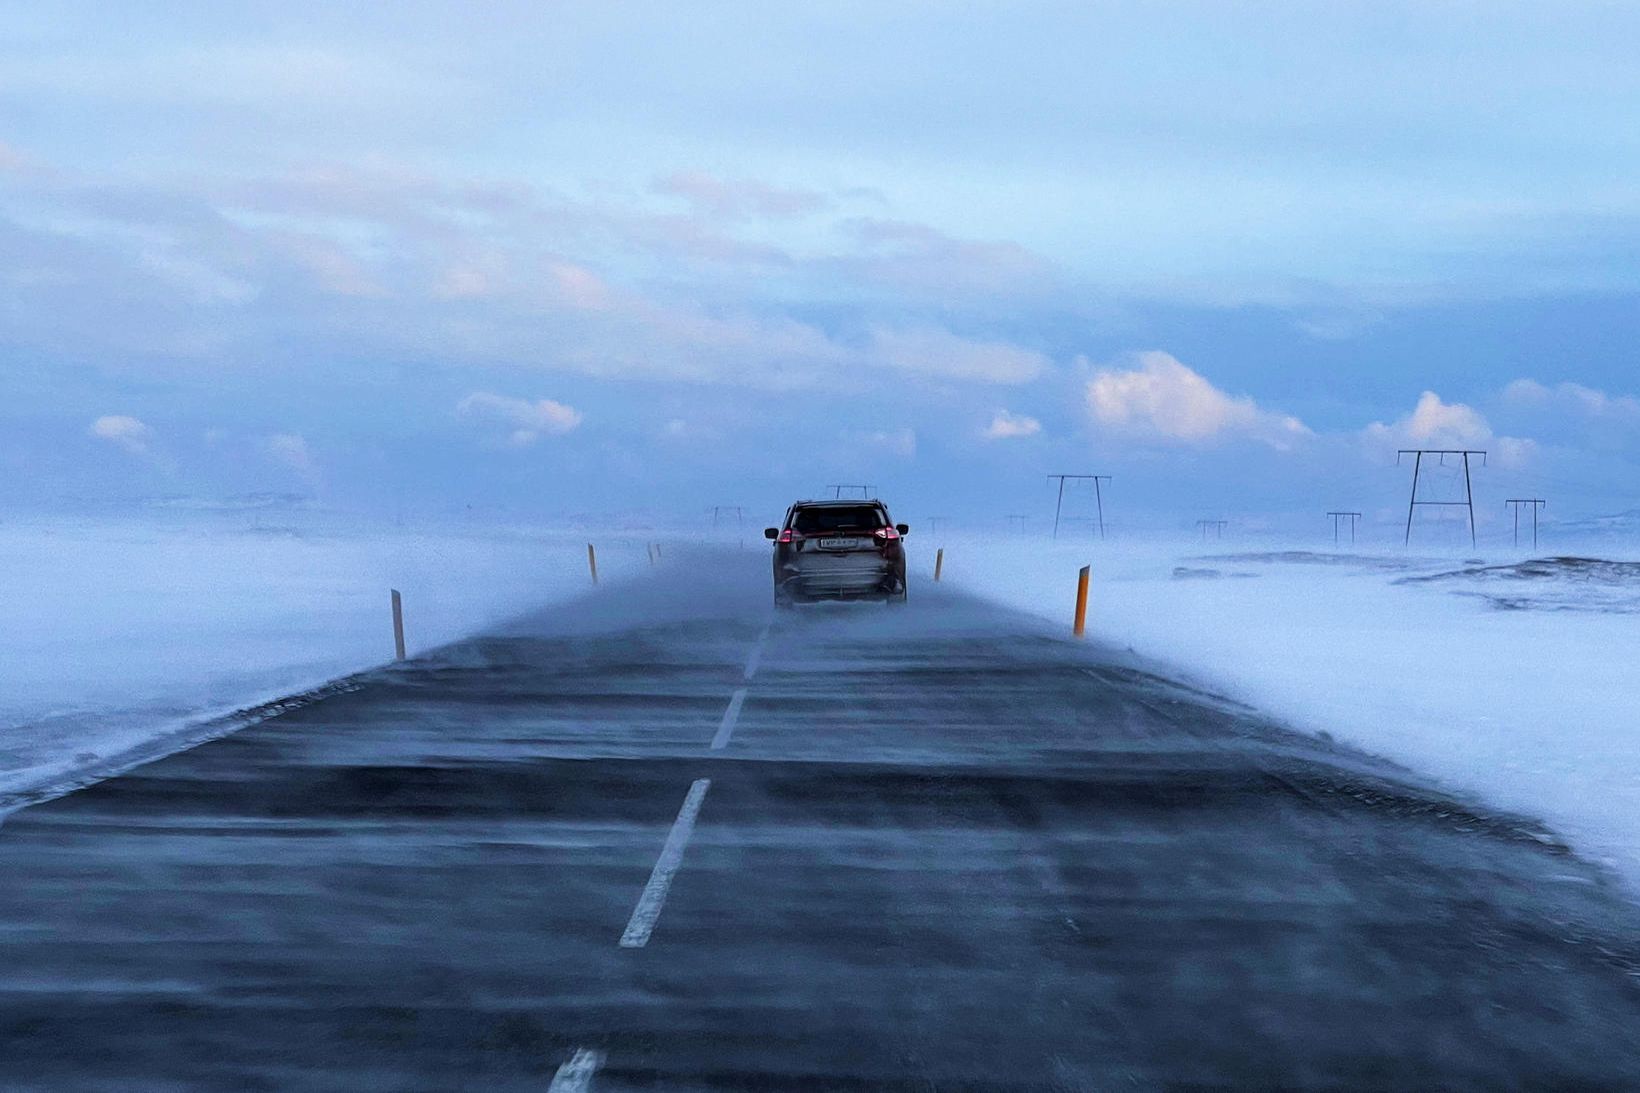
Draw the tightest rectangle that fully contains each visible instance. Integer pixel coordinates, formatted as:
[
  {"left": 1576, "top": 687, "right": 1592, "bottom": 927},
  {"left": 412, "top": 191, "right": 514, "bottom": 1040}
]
[
  {"left": 1086, "top": 351, "right": 1310, "bottom": 449},
  {"left": 458, "top": 392, "right": 583, "bottom": 446},
  {"left": 1386, "top": 391, "right": 1490, "bottom": 447},
  {"left": 658, "top": 418, "right": 722, "bottom": 443},
  {"left": 88, "top": 414, "right": 154, "bottom": 456},
  {"left": 1503, "top": 378, "right": 1640, "bottom": 424},
  {"left": 869, "top": 326, "right": 1049, "bottom": 385},
  {"left": 1363, "top": 391, "right": 1536, "bottom": 468},
  {"left": 654, "top": 171, "right": 827, "bottom": 220},
  {"left": 266, "top": 433, "right": 319, "bottom": 479},
  {"left": 981, "top": 410, "right": 1042, "bottom": 440},
  {"left": 850, "top": 427, "right": 917, "bottom": 458}
]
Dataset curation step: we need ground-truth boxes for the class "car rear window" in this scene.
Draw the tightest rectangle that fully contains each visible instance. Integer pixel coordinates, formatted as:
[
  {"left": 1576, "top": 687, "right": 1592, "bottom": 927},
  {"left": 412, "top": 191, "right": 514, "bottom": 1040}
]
[{"left": 792, "top": 506, "right": 885, "bottom": 533}]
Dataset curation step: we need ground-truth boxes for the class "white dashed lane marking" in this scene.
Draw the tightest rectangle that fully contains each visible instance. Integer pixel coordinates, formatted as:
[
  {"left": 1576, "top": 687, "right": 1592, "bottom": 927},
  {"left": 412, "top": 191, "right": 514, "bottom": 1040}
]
[
  {"left": 548, "top": 1047, "right": 604, "bottom": 1092},
  {"left": 712, "top": 688, "right": 749, "bottom": 750},
  {"left": 619, "top": 779, "right": 712, "bottom": 948}
]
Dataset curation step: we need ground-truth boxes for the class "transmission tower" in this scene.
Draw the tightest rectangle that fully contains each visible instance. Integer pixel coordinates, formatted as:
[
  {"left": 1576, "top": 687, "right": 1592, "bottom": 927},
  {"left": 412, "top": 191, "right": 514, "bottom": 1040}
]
[
  {"left": 1398, "top": 449, "right": 1485, "bottom": 547},
  {"left": 1006, "top": 514, "right": 1030, "bottom": 534},
  {"left": 825, "top": 484, "right": 874, "bottom": 499},
  {"left": 710, "top": 505, "right": 743, "bottom": 530},
  {"left": 1196, "top": 519, "right": 1227, "bottom": 541},
  {"left": 1046, "top": 474, "right": 1111, "bottom": 540},
  {"left": 1505, "top": 498, "right": 1546, "bottom": 549},
  {"left": 1327, "top": 511, "right": 1362, "bottom": 544}
]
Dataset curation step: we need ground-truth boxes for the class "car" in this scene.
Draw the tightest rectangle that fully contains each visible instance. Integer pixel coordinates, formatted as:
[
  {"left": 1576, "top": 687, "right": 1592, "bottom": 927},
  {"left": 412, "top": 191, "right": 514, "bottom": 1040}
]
[{"left": 764, "top": 500, "right": 909, "bottom": 606}]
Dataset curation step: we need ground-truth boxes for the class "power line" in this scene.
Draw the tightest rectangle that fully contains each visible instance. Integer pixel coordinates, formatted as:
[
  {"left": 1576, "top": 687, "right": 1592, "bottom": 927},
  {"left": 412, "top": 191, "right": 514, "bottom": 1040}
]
[
  {"left": 1398, "top": 449, "right": 1486, "bottom": 547},
  {"left": 1505, "top": 498, "right": 1546, "bottom": 549},
  {"left": 1046, "top": 474, "right": 1111, "bottom": 540},
  {"left": 1326, "top": 511, "right": 1362, "bottom": 544}
]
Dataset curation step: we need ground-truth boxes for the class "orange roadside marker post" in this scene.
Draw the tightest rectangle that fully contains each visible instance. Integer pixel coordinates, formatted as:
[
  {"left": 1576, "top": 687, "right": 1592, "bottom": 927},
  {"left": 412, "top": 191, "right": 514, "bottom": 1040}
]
[{"left": 1073, "top": 565, "right": 1090, "bottom": 637}]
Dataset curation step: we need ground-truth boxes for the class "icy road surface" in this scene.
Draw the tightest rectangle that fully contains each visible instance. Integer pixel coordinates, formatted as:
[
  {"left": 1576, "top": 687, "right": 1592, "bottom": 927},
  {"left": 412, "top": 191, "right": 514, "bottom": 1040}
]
[{"left": 3, "top": 551, "right": 1640, "bottom": 1090}]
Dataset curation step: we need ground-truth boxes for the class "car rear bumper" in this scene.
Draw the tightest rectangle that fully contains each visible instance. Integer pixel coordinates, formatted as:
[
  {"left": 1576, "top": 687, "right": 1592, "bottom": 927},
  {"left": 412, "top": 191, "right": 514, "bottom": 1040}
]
[{"left": 778, "top": 554, "right": 901, "bottom": 599}]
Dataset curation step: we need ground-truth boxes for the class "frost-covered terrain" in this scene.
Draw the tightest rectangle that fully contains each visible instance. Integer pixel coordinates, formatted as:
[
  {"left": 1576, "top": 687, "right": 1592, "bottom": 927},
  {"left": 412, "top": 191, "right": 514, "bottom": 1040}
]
[
  {"left": 0, "top": 513, "right": 657, "bottom": 806},
  {"left": 6, "top": 512, "right": 1639, "bottom": 899},
  {"left": 940, "top": 535, "right": 1640, "bottom": 892}
]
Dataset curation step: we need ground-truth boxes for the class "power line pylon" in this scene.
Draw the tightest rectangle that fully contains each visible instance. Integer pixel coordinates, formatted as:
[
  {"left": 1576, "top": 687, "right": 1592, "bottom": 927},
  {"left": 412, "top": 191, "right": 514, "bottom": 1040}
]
[
  {"left": 1505, "top": 498, "right": 1546, "bottom": 549},
  {"left": 1397, "top": 449, "right": 1486, "bottom": 548},
  {"left": 1196, "top": 519, "right": 1227, "bottom": 541},
  {"left": 1046, "top": 474, "right": 1111, "bottom": 540},
  {"left": 825, "top": 484, "right": 874, "bottom": 499},
  {"left": 1006, "top": 514, "right": 1030, "bottom": 534},
  {"left": 1327, "top": 511, "right": 1362, "bottom": 544},
  {"left": 709, "top": 505, "right": 743, "bottom": 530},
  {"left": 927, "top": 516, "right": 948, "bottom": 536}
]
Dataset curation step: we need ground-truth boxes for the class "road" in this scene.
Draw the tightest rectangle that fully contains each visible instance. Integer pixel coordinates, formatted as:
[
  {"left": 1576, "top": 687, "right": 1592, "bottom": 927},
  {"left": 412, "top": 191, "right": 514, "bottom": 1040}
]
[{"left": 3, "top": 550, "right": 1640, "bottom": 1090}]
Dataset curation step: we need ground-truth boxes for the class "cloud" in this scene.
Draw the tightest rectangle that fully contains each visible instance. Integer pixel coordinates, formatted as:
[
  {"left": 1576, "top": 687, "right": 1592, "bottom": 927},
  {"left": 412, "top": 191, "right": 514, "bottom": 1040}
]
[
  {"left": 869, "top": 326, "right": 1049, "bottom": 385},
  {"left": 1377, "top": 390, "right": 1491, "bottom": 447},
  {"left": 88, "top": 414, "right": 154, "bottom": 456},
  {"left": 850, "top": 427, "right": 917, "bottom": 458},
  {"left": 266, "top": 433, "right": 319, "bottom": 480},
  {"left": 1086, "top": 351, "right": 1310, "bottom": 449},
  {"left": 659, "top": 418, "right": 722, "bottom": 443},
  {"left": 839, "top": 218, "right": 1055, "bottom": 301},
  {"left": 1363, "top": 391, "right": 1536, "bottom": 468},
  {"left": 458, "top": 392, "right": 583, "bottom": 446},
  {"left": 654, "top": 171, "right": 827, "bottom": 220},
  {"left": 1503, "top": 378, "right": 1640, "bottom": 424},
  {"left": 981, "top": 410, "right": 1042, "bottom": 440}
]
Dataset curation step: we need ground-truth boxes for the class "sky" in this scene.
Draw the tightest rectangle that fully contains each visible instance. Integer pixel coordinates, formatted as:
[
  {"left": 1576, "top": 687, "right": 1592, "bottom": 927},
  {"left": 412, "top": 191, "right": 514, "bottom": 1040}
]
[{"left": 4, "top": 1, "right": 1640, "bottom": 537}]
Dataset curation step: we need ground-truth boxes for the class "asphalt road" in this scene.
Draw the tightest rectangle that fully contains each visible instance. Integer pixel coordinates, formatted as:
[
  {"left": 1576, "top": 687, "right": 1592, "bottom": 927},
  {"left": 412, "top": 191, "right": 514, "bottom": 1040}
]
[{"left": 4, "top": 550, "right": 1640, "bottom": 1090}]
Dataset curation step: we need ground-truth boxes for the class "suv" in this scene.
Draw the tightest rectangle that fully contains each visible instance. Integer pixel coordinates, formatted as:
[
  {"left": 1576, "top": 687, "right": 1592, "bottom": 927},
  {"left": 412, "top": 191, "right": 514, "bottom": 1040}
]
[{"left": 765, "top": 500, "right": 909, "bottom": 606}]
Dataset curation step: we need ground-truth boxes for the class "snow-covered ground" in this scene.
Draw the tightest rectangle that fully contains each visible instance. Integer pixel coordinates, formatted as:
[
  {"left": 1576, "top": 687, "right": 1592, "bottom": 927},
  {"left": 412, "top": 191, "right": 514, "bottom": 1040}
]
[
  {"left": 5, "top": 511, "right": 1638, "bottom": 900},
  {"left": 940, "top": 535, "right": 1640, "bottom": 893},
  {"left": 0, "top": 512, "right": 658, "bottom": 806}
]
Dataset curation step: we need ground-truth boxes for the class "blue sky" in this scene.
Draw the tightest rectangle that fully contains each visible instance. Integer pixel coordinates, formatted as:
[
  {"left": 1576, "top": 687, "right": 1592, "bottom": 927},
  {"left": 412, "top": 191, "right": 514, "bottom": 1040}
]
[{"left": 4, "top": 1, "right": 1639, "bottom": 534}]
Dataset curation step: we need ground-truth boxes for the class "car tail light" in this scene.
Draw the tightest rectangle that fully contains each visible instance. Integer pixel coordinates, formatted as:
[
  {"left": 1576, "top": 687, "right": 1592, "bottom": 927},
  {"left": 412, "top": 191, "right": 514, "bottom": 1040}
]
[
  {"left": 778, "top": 529, "right": 801, "bottom": 543},
  {"left": 873, "top": 526, "right": 900, "bottom": 541}
]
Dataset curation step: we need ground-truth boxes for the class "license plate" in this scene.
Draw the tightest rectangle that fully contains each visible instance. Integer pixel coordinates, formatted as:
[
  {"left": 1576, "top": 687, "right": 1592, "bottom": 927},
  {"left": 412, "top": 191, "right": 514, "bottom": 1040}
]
[{"left": 818, "top": 537, "right": 865, "bottom": 550}]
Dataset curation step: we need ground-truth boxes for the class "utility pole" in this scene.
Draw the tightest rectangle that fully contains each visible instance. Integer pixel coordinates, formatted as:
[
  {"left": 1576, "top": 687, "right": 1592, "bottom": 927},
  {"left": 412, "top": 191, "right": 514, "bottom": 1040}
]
[
  {"left": 709, "top": 505, "right": 743, "bottom": 530},
  {"left": 1326, "top": 511, "right": 1362, "bottom": 544},
  {"left": 1505, "top": 498, "right": 1546, "bottom": 549},
  {"left": 825, "top": 484, "right": 874, "bottom": 499},
  {"left": 1006, "top": 514, "right": 1030, "bottom": 534},
  {"left": 1196, "top": 519, "right": 1227, "bottom": 541},
  {"left": 1046, "top": 474, "right": 1111, "bottom": 540},
  {"left": 1398, "top": 449, "right": 1486, "bottom": 547}
]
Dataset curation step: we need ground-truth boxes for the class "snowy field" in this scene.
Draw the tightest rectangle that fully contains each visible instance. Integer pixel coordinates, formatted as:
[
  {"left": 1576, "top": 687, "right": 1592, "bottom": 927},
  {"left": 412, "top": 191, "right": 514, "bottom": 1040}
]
[
  {"left": 940, "top": 533, "right": 1640, "bottom": 894},
  {"left": 0, "top": 512, "right": 657, "bottom": 807},
  {"left": 4, "top": 511, "right": 1639, "bottom": 900}
]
